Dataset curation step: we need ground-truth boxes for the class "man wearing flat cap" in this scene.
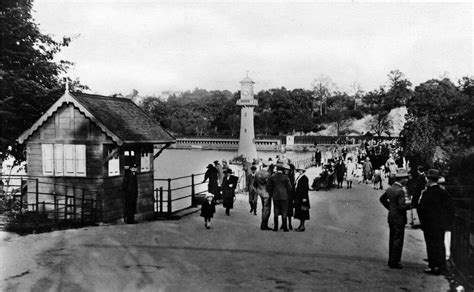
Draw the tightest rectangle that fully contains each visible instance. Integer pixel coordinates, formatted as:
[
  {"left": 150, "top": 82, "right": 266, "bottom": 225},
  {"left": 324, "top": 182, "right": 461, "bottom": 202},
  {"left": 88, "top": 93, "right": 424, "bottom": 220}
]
[
  {"left": 379, "top": 168, "right": 412, "bottom": 269},
  {"left": 417, "top": 169, "right": 454, "bottom": 275}
]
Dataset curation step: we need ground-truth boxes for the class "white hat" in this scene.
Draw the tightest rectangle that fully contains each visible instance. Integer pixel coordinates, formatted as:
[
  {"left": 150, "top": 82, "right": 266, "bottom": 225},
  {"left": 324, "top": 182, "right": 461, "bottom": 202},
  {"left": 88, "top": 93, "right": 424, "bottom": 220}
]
[{"left": 205, "top": 192, "right": 214, "bottom": 199}]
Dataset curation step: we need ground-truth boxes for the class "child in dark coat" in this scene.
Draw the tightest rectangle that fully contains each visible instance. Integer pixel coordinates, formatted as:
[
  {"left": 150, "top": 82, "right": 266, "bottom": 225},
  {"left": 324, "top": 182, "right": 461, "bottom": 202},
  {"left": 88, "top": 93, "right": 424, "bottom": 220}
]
[{"left": 200, "top": 193, "right": 216, "bottom": 229}]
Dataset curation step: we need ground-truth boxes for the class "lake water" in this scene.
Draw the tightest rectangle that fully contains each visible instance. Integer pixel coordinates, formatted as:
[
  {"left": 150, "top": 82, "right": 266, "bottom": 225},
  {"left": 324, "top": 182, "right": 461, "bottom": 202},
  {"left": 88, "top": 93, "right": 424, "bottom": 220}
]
[
  {"left": 152, "top": 149, "right": 314, "bottom": 212},
  {"left": 153, "top": 149, "right": 313, "bottom": 179}
]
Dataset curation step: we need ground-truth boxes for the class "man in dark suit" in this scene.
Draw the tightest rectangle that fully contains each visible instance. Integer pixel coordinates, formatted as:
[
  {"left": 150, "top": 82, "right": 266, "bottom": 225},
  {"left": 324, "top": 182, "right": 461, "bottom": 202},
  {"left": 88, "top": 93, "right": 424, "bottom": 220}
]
[
  {"left": 417, "top": 169, "right": 454, "bottom": 275},
  {"left": 379, "top": 169, "right": 412, "bottom": 269},
  {"left": 122, "top": 164, "right": 139, "bottom": 224},
  {"left": 267, "top": 163, "right": 292, "bottom": 232}
]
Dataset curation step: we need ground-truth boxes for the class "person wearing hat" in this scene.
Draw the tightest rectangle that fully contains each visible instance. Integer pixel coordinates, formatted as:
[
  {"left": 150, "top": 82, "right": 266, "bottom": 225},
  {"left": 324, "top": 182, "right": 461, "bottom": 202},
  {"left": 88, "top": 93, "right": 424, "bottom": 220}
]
[
  {"left": 363, "top": 157, "right": 373, "bottom": 184},
  {"left": 254, "top": 163, "right": 272, "bottom": 230},
  {"left": 379, "top": 168, "right": 412, "bottom": 269},
  {"left": 203, "top": 163, "right": 220, "bottom": 200},
  {"left": 246, "top": 165, "right": 258, "bottom": 215},
  {"left": 200, "top": 192, "right": 216, "bottom": 229},
  {"left": 267, "top": 163, "right": 292, "bottom": 232},
  {"left": 417, "top": 169, "right": 454, "bottom": 275},
  {"left": 222, "top": 168, "right": 238, "bottom": 216},
  {"left": 122, "top": 164, "right": 139, "bottom": 224},
  {"left": 214, "top": 160, "right": 224, "bottom": 188},
  {"left": 294, "top": 167, "right": 310, "bottom": 232}
]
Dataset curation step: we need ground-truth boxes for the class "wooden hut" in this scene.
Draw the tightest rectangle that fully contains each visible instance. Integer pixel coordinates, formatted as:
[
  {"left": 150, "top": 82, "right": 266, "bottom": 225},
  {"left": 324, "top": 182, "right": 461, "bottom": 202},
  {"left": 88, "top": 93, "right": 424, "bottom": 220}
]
[{"left": 17, "top": 90, "right": 175, "bottom": 222}]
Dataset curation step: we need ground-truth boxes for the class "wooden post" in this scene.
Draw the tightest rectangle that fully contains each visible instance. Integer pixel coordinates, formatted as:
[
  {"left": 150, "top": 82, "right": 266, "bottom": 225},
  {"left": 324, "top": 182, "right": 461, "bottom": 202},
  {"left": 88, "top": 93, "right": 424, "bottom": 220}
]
[
  {"left": 160, "top": 186, "right": 163, "bottom": 213},
  {"left": 90, "top": 200, "right": 94, "bottom": 222},
  {"left": 167, "top": 178, "right": 172, "bottom": 215},
  {"left": 81, "top": 189, "right": 85, "bottom": 225},
  {"left": 35, "top": 178, "right": 39, "bottom": 212},
  {"left": 64, "top": 196, "right": 68, "bottom": 220},
  {"left": 73, "top": 188, "right": 77, "bottom": 221},
  {"left": 42, "top": 201, "right": 46, "bottom": 213},
  {"left": 191, "top": 174, "right": 196, "bottom": 207},
  {"left": 53, "top": 192, "right": 57, "bottom": 222}
]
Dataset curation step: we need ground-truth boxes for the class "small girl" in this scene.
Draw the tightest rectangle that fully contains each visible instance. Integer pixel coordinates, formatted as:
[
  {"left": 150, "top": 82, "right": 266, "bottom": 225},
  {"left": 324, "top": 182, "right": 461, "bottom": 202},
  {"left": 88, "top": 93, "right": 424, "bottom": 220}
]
[
  {"left": 355, "top": 163, "right": 363, "bottom": 183},
  {"left": 201, "top": 192, "right": 216, "bottom": 229}
]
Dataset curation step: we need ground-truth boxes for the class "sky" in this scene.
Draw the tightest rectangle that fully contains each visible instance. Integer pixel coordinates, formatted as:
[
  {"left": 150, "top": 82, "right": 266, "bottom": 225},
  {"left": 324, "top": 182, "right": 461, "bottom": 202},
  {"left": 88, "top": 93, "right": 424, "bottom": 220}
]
[{"left": 33, "top": 1, "right": 473, "bottom": 97}]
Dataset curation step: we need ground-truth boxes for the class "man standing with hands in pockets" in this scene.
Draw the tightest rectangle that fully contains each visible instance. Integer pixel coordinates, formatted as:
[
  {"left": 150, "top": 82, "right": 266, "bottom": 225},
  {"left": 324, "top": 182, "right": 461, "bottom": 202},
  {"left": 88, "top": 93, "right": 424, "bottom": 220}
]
[{"left": 379, "top": 168, "right": 412, "bottom": 269}]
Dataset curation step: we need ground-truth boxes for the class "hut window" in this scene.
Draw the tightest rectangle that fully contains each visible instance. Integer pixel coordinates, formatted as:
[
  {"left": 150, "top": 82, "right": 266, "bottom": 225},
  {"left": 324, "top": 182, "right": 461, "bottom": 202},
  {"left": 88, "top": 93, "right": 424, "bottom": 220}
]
[
  {"left": 140, "top": 152, "right": 151, "bottom": 172},
  {"left": 108, "top": 150, "right": 120, "bottom": 176},
  {"left": 41, "top": 144, "right": 86, "bottom": 177}
]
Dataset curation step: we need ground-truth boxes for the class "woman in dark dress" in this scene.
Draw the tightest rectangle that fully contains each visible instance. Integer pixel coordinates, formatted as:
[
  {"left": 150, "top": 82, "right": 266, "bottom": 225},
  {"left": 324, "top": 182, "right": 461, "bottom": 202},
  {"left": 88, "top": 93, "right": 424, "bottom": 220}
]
[
  {"left": 222, "top": 168, "right": 238, "bottom": 215},
  {"left": 203, "top": 163, "right": 220, "bottom": 198},
  {"left": 334, "top": 159, "right": 346, "bottom": 189},
  {"left": 294, "top": 167, "right": 310, "bottom": 231}
]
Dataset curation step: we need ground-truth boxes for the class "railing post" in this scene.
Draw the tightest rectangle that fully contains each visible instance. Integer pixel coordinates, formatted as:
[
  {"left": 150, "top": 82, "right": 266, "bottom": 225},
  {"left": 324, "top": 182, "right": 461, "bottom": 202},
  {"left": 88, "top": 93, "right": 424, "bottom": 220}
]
[
  {"left": 53, "top": 192, "right": 57, "bottom": 222},
  {"left": 160, "top": 186, "right": 163, "bottom": 213},
  {"left": 191, "top": 174, "right": 196, "bottom": 207},
  {"left": 167, "top": 178, "right": 172, "bottom": 215},
  {"left": 19, "top": 195, "right": 23, "bottom": 215},
  {"left": 71, "top": 187, "right": 76, "bottom": 221},
  {"left": 36, "top": 178, "right": 39, "bottom": 212},
  {"left": 90, "top": 200, "right": 94, "bottom": 222},
  {"left": 81, "top": 189, "right": 85, "bottom": 225},
  {"left": 42, "top": 201, "right": 45, "bottom": 213},
  {"left": 65, "top": 196, "right": 68, "bottom": 220}
]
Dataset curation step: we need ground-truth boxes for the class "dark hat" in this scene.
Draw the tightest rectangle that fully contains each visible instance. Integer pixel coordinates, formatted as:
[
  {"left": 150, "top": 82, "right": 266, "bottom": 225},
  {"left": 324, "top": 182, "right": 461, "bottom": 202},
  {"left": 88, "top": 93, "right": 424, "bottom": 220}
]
[
  {"left": 224, "top": 168, "right": 233, "bottom": 174},
  {"left": 426, "top": 169, "right": 440, "bottom": 180},
  {"left": 251, "top": 165, "right": 257, "bottom": 170},
  {"left": 213, "top": 160, "right": 219, "bottom": 164},
  {"left": 207, "top": 164, "right": 214, "bottom": 169}
]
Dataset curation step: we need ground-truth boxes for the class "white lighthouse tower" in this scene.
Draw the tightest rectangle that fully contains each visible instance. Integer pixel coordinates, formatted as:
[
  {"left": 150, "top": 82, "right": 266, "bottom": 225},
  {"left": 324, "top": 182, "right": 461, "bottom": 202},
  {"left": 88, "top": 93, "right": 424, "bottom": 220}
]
[{"left": 237, "top": 76, "right": 258, "bottom": 160}]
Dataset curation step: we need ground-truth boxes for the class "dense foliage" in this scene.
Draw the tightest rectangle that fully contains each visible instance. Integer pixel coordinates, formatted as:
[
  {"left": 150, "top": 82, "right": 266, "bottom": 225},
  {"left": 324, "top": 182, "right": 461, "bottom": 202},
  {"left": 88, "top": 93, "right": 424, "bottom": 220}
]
[
  {"left": 0, "top": 0, "right": 85, "bottom": 162},
  {"left": 400, "top": 77, "right": 474, "bottom": 170}
]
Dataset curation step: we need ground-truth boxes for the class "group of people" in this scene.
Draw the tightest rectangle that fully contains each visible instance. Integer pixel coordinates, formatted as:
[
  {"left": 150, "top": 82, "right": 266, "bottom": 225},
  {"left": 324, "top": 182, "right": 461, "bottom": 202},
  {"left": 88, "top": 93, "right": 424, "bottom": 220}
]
[
  {"left": 200, "top": 157, "right": 311, "bottom": 232},
  {"left": 379, "top": 167, "right": 454, "bottom": 276}
]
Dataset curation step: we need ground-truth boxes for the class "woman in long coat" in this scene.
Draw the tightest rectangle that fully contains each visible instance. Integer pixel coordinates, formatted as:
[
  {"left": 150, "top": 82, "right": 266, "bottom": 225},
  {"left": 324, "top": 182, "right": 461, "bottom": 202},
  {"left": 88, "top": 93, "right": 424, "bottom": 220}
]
[
  {"left": 203, "top": 164, "right": 219, "bottom": 198},
  {"left": 294, "top": 168, "right": 310, "bottom": 231},
  {"left": 222, "top": 168, "right": 238, "bottom": 215},
  {"left": 334, "top": 159, "right": 346, "bottom": 189}
]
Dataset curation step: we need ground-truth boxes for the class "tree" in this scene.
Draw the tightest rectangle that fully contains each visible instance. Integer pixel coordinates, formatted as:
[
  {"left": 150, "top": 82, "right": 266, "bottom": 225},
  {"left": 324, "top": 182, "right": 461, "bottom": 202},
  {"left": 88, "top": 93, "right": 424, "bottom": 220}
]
[
  {"left": 311, "top": 75, "right": 336, "bottom": 116},
  {"left": 0, "top": 1, "right": 79, "bottom": 162},
  {"left": 385, "top": 70, "right": 412, "bottom": 108},
  {"left": 325, "top": 92, "right": 352, "bottom": 136},
  {"left": 401, "top": 78, "right": 467, "bottom": 167},
  {"left": 362, "top": 89, "right": 393, "bottom": 137}
]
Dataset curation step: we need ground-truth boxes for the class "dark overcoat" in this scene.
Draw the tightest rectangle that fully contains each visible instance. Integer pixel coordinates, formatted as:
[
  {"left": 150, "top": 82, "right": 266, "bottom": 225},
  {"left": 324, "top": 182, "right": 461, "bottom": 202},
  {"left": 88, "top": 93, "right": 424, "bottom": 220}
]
[
  {"left": 122, "top": 170, "right": 138, "bottom": 214},
  {"left": 203, "top": 166, "right": 220, "bottom": 196},
  {"left": 222, "top": 175, "right": 238, "bottom": 209},
  {"left": 294, "top": 174, "right": 310, "bottom": 220},
  {"left": 334, "top": 162, "right": 346, "bottom": 181},
  {"left": 200, "top": 200, "right": 216, "bottom": 219},
  {"left": 379, "top": 182, "right": 411, "bottom": 225},
  {"left": 417, "top": 184, "right": 454, "bottom": 232},
  {"left": 267, "top": 172, "right": 292, "bottom": 201}
]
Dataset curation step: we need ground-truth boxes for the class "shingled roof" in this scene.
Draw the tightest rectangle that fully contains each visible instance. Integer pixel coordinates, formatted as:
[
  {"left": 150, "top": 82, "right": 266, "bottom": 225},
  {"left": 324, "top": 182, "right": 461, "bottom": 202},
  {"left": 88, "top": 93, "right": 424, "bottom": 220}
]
[{"left": 17, "top": 91, "right": 176, "bottom": 145}]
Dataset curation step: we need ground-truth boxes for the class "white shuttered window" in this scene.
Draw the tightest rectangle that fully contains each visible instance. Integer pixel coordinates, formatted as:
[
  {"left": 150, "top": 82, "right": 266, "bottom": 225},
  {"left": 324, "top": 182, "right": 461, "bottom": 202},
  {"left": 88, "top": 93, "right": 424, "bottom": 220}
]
[{"left": 42, "top": 144, "right": 86, "bottom": 177}]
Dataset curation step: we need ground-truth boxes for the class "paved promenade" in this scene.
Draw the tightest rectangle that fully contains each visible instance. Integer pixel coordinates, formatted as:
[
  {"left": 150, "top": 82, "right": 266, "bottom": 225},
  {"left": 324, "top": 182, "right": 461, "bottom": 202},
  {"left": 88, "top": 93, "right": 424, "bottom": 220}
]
[{"left": 1, "top": 167, "right": 449, "bottom": 291}]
